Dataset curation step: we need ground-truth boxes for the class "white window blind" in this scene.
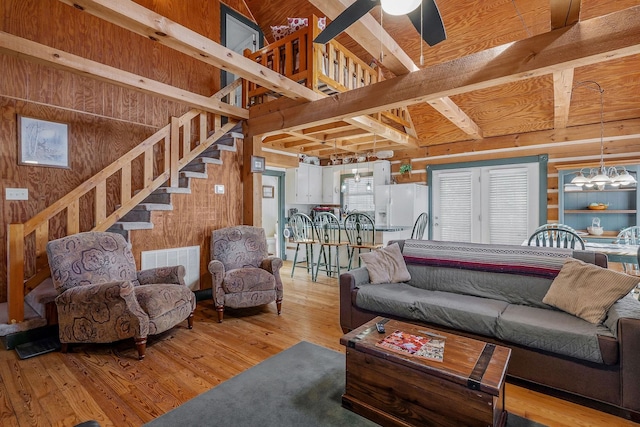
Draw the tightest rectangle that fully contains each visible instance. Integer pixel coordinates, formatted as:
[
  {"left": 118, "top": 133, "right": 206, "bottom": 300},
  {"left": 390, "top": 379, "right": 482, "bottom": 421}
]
[
  {"left": 487, "top": 168, "right": 530, "bottom": 245},
  {"left": 343, "top": 175, "right": 374, "bottom": 213},
  {"left": 434, "top": 170, "right": 474, "bottom": 242}
]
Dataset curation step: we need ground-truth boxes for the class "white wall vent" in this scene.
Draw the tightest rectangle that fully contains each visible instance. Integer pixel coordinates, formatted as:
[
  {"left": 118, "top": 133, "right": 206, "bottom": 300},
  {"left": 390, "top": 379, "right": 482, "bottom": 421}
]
[{"left": 141, "top": 246, "right": 200, "bottom": 290}]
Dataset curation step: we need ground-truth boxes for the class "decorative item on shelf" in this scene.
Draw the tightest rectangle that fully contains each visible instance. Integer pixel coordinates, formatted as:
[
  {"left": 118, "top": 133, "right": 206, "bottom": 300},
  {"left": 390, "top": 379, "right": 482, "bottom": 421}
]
[
  {"left": 587, "top": 202, "right": 608, "bottom": 210},
  {"left": 587, "top": 226, "right": 604, "bottom": 235},
  {"left": 588, "top": 217, "right": 603, "bottom": 235},
  {"left": 376, "top": 150, "right": 394, "bottom": 160},
  {"left": 569, "top": 81, "right": 638, "bottom": 191}
]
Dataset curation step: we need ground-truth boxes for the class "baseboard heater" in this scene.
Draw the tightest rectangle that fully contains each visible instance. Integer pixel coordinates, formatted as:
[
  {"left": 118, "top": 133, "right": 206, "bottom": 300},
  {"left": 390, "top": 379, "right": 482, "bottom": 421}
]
[{"left": 141, "top": 246, "right": 200, "bottom": 291}]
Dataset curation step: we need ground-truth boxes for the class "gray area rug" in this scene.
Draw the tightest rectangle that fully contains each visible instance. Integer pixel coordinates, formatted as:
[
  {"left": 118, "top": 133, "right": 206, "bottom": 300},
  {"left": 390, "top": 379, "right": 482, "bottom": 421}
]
[{"left": 144, "top": 341, "right": 545, "bottom": 427}]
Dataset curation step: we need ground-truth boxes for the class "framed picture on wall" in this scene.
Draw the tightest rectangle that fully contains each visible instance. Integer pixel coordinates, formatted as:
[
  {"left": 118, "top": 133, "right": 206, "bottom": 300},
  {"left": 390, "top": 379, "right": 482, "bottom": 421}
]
[
  {"left": 18, "top": 116, "right": 69, "bottom": 168},
  {"left": 262, "top": 185, "right": 274, "bottom": 198}
]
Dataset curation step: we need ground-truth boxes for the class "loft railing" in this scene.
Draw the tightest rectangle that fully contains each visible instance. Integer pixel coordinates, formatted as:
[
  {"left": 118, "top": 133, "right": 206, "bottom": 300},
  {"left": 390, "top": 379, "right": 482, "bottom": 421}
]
[
  {"left": 242, "top": 15, "right": 410, "bottom": 128},
  {"left": 6, "top": 83, "right": 242, "bottom": 324}
]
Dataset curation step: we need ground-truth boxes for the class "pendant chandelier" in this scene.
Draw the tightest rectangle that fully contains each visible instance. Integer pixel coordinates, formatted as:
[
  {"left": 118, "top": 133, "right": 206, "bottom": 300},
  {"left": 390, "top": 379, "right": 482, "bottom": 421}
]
[{"left": 570, "top": 81, "right": 637, "bottom": 190}]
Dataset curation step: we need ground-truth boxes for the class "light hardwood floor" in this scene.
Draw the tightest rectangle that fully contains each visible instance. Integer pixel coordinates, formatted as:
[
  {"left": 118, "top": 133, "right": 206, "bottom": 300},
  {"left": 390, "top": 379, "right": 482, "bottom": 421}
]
[{"left": 0, "top": 262, "right": 638, "bottom": 427}]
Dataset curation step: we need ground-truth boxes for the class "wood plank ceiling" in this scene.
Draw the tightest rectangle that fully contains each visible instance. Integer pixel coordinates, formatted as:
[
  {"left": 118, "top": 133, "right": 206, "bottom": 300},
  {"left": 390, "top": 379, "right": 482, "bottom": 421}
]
[{"left": 243, "top": 0, "right": 640, "bottom": 162}]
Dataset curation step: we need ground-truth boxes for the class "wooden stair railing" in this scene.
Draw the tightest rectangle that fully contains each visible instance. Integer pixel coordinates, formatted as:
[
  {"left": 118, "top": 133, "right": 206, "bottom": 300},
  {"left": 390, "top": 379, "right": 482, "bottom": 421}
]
[
  {"left": 6, "top": 106, "right": 239, "bottom": 324},
  {"left": 242, "top": 15, "right": 412, "bottom": 130}
]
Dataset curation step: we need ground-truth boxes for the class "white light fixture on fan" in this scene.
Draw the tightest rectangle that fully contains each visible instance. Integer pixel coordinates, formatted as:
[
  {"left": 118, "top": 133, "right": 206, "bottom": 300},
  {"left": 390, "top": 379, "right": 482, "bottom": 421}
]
[{"left": 381, "top": 0, "right": 421, "bottom": 16}]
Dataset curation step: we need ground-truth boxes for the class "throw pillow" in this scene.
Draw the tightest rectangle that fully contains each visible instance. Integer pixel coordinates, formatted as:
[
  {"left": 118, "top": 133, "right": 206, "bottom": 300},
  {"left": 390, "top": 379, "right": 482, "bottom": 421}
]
[
  {"left": 270, "top": 25, "right": 291, "bottom": 41},
  {"left": 287, "top": 17, "right": 327, "bottom": 33},
  {"left": 287, "top": 17, "right": 308, "bottom": 32},
  {"left": 542, "top": 258, "right": 639, "bottom": 324},
  {"left": 360, "top": 243, "right": 411, "bottom": 284}
]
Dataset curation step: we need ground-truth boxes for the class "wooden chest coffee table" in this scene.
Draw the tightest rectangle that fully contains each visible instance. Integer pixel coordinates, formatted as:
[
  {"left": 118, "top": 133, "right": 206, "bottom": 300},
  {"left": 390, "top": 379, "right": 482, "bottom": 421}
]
[{"left": 340, "top": 317, "right": 511, "bottom": 427}]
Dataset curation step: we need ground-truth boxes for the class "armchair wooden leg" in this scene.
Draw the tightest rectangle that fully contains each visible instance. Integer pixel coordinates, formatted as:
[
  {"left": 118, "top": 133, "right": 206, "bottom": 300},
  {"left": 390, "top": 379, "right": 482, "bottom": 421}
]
[
  {"left": 276, "top": 300, "right": 282, "bottom": 315},
  {"left": 187, "top": 312, "right": 194, "bottom": 329},
  {"left": 216, "top": 306, "right": 224, "bottom": 323},
  {"left": 60, "top": 343, "right": 69, "bottom": 353},
  {"left": 135, "top": 337, "right": 147, "bottom": 360}
]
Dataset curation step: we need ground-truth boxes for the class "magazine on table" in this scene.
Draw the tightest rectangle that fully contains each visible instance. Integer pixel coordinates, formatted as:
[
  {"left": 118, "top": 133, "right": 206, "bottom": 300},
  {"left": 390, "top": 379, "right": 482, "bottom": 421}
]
[{"left": 376, "top": 330, "right": 446, "bottom": 362}]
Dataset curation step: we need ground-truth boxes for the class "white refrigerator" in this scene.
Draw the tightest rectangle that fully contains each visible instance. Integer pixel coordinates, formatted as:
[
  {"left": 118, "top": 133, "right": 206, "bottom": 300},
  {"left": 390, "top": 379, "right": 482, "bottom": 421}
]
[{"left": 375, "top": 184, "right": 428, "bottom": 228}]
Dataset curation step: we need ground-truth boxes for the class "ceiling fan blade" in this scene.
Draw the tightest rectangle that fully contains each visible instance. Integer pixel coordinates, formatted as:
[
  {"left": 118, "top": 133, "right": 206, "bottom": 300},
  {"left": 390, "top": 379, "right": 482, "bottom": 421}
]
[
  {"left": 314, "top": 0, "right": 380, "bottom": 44},
  {"left": 408, "top": 0, "right": 446, "bottom": 46}
]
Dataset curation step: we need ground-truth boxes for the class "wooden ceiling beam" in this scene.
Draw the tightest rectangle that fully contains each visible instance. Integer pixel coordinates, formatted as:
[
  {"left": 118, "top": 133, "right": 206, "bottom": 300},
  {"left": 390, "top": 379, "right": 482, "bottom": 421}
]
[
  {"left": 553, "top": 68, "right": 575, "bottom": 129},
  {"left": 427, "top": 98, "right": 483, "bottom": 139},
  {"left": 345, "top": 116, "right": 419, "bottom": 147},
  {"left": 310, "top": 0, "right": 483, "bottom": 143},
  {"left": 58, "top": 0, "right": 321, "bottom": 102},
  {"left": 0, "top": 31, "right": 248, "bottom": 119},
  {"left": 247, "top": 7, "right": 640, "bottom": 136}
]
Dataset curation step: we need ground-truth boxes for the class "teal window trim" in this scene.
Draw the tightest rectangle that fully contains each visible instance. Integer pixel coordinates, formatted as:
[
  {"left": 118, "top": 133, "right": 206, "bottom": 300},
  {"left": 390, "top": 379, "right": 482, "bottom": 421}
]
[{"left": 426, "top": 154, "right": 548, "bottom": 239}]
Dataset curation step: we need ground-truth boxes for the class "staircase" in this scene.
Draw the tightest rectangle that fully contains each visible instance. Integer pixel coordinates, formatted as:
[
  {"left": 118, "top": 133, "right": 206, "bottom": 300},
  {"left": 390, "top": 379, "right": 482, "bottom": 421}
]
[
  {"left": 107, "top": 123, "right": 242, "bottom": 241},
  {"left": 5, "top": 106, "right": 244, "bottom": 337}
]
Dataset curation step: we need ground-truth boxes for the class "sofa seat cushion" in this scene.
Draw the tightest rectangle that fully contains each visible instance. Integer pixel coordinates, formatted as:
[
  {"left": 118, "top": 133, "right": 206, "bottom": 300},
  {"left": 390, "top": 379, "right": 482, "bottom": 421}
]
[
  {"left": 496, "top": 304, "right": 615, "bottom": 364},
  {"left": 355, "top": 284, "right": 508, "bottom": 337}
]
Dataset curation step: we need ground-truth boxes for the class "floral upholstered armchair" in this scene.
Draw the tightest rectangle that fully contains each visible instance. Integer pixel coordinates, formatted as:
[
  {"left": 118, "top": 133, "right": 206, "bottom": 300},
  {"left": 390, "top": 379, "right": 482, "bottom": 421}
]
[
  {"left": 46, "top": 231, "right": 196, "bottom": 360},
  {"left": 208, "top": 226, "right": 283, "bottom": 322}
]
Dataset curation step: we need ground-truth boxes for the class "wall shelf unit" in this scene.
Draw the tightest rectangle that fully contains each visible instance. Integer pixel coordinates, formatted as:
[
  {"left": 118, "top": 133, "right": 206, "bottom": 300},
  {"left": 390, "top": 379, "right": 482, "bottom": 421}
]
[{"left": 559, "top": 165, "right": 639, "bottom": 241}]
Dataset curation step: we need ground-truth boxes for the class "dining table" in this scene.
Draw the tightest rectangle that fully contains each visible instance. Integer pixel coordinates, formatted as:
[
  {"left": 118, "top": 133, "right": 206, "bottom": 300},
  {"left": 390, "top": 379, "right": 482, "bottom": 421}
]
[{"left": 584, "top": 241, "right": 639, "bottom": 264}]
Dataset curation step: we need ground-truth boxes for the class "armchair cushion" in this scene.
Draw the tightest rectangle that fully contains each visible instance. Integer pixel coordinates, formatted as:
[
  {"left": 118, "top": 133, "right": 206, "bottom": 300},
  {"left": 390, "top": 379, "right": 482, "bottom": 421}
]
[
  {"left": 223, "top": 268, "right": 276, "bottom": 293},
  {"left": 137, "top": 266, "right": 185, "bottom": 286}
]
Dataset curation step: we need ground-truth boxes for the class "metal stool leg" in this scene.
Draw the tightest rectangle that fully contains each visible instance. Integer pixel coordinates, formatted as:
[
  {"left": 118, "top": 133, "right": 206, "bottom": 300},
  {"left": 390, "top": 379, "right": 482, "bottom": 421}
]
[{"left": 291, "top": 242, "right": 300, "bottom": 278}]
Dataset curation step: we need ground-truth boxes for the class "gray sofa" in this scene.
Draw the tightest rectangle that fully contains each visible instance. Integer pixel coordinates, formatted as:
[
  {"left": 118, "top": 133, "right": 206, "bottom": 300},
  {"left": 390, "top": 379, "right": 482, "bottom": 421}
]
[{"left": 339, "top": 239, "right": 640, "bottom": 419}]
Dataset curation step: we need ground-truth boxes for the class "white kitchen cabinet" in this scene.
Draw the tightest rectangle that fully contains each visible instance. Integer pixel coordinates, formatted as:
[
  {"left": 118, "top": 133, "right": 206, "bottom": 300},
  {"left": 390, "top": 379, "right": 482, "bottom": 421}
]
[
  {"left": 373, "top": 160, "right": 391, "bottom": 186},
  {"left": 322, "top": 165, "right": 342, "bottom": 204},
  {"left": 286, "top": 163, "right": 323, "bottom": 204}
]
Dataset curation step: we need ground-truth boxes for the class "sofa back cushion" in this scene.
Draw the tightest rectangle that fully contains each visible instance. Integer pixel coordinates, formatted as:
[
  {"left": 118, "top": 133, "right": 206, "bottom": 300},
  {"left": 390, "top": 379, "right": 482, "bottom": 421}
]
[{"left": 400, "top": 240, "right": 596, "bottom": 308}]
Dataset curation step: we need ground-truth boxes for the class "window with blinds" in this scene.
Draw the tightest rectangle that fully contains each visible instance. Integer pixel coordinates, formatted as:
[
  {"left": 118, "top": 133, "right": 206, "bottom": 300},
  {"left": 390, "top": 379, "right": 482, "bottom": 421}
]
[
  {"left": 432, "top": 162, "right": 540, "bottom": 245},
  {"left": 486, "top": 168, "right": 531, "bottom": 245},
  {"left": 342, "top": 174, "right": 374, "bottom": 214},
  {"left": 436, "top": 171, "right": 474, "bottom": 242}
]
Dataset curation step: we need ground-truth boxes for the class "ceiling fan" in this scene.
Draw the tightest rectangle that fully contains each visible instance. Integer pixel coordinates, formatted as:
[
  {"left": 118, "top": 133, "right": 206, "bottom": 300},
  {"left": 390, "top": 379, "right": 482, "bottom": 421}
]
[{"left": 313, "top": 0, "right": 446, "bottom": 46}]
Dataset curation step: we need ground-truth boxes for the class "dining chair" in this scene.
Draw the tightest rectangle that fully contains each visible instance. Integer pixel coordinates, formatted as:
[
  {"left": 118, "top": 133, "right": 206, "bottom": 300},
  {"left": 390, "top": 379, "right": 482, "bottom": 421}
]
[
  {"left": 313, "top": 212, "right": 349, "bottom": 281},
  {"left": 288, "top": 213, "right": 316, "bottom": 277},
  {"left": 533, "top": 223, "right": 578, "bottom": 233},
  {"left": 615, "top": 226, "right": 640, "bottom": 274},
  {"left": 527, "top": 227, "right": 585, "bottom": 250},
  {"left": 411, "top": 212, "right": 429, "bottom": 239},
  {"left": 344, "top": 212, "right": 382, "bottom": 269}
]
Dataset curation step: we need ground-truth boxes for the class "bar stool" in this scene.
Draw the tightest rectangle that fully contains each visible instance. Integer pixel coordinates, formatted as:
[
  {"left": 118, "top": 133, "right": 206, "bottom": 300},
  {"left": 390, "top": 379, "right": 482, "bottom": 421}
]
[
  {"left": 288, "top": 213, "right": 316, "bottom": 277},
  {"left": 344, "top": 212, "right": 382, "bottom": 269},
  {"left": 313, "top": 212, "right": 349, "bottom": 281}
]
